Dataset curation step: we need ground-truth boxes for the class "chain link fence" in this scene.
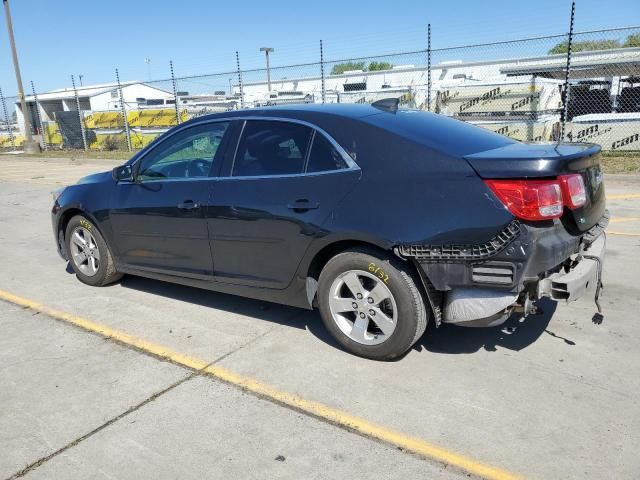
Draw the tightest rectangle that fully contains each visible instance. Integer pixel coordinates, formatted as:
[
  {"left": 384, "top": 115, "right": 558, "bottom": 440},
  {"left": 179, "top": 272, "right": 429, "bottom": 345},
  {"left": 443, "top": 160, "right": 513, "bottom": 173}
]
[
  {"left": 565, "top": 26, "right": 640, "bottom": 150},
  {"left": 0, "top": 89, "right": 20, "bottom": 150},
  {"left": 2, "top": 21, "right": 639, "bottom": 153}
]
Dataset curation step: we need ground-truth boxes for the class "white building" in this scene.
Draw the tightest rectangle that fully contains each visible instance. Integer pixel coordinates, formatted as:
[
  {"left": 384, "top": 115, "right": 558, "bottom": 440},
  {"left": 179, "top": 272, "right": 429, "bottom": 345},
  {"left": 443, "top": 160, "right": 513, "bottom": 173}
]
[
  {"left": 240, "top": 47, "right": 640, "bottom": 109},
  {"left": 16, "top": 81, "right": 174, "bottom": 134}
]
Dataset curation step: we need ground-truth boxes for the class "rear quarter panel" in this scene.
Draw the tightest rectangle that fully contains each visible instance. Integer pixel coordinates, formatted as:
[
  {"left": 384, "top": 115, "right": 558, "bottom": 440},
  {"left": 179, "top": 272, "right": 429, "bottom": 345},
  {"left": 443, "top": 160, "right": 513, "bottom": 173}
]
[{"left": 315, "top": 123, "right": 515, "bottom": 248}]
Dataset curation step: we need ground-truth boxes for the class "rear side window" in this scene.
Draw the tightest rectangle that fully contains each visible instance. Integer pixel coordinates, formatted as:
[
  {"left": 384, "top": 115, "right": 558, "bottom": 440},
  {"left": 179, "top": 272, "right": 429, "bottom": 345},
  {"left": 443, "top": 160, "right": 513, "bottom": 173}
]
[
  {"left": 306, "top": 133, "right": 347, "bottom": 173},
  {"left": 363, "top": 109, "right": 516, "bottom": 157},
  {"left": 233, "top": 120, "right": 312, "bottom": 177}
]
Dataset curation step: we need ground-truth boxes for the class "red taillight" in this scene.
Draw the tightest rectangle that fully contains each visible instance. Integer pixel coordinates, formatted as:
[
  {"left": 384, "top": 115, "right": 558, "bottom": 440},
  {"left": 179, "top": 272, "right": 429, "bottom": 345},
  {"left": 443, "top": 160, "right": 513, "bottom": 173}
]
[
  {"left": 485, "top": 179, "right": 564, "bottom": 221},
  {"left": 559, "top": 173, "right": 587, "bottom": 208}
]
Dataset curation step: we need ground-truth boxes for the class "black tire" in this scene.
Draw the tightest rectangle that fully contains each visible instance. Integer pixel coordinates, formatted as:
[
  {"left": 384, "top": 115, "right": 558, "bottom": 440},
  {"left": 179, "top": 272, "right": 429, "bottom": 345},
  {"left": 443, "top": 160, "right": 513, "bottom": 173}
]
[
  {"left": 317, "top": 247, "right": 429, "bottom": 360},
  {"left": 65, "top": 214, "right": 122, "bottom": 287}
]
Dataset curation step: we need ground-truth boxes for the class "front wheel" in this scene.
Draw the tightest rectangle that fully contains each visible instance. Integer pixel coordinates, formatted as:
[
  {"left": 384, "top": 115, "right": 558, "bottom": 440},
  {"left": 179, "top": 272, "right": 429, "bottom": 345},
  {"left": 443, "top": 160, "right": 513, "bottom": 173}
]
[
  {"left": 317, "top": 248, "right": 428, "bottom": 360},
  {"left": 65, "top": 215, "right": 122, "bottom": 287}
]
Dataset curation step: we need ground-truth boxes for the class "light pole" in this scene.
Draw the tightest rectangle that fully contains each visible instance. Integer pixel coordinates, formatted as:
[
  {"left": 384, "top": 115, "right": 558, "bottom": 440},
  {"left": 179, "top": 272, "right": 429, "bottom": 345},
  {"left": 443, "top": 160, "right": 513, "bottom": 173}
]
[
  {"left": 260, "top": 47, "right": 274, "bottom": 92},
  {"left": 2, "top": 0, "right": 39, "bottom": 153},
  {"left": 144, "top": 57, "right": 151, "bottom": 81},
  {"left": 79, "top": 74, "right": 84, "bottom": 86}
]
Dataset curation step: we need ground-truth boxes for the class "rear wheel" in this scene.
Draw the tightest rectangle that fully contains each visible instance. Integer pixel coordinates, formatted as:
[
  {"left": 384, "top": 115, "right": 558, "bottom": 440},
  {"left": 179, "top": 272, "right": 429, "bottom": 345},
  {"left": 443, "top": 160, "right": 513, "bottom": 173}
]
[
  {"left": 317, "top": 248, "right": 428, "bottom": 360},
  {"left": 65, "top": 215, "right": 122, "bottom": 286}
]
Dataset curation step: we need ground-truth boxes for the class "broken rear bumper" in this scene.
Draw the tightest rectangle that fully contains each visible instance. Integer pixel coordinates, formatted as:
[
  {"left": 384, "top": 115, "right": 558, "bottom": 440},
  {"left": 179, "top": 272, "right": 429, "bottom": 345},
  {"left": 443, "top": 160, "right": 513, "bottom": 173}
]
[
  {"left": 403, "top": 213, "right": 608, "bottom": 326},
  {"left": 537, "top": 233, "right": 605, "bottom": 303}
]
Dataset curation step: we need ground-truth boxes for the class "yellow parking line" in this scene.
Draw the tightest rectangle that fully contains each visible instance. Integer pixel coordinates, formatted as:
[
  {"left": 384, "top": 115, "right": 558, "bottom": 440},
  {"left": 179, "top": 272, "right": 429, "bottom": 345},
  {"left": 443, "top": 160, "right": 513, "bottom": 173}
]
[
  {"left": 0, "top": 288, "right": 522, "bottom": 480},
  {"left": 609, "top": 217, "right": 640, "bottom": 224},
  {"left": 0, "top": 179, "right": 61, "bottom": 186},
  {"left": 0, "top": 175, "right": 81, "bottom": 182},
  {"left": 607, "top": 193, "right": 640, "bottom": 200},
  {"left": 0, "top": 170, "right": 93, "bottom": 177},
  {"left": 608, "top": 231, "right": 640, "bottom": 237},
  {"left": 0, "top": 167, "right": 73, "bottom": 173},
  {"left": 0, "top": 175, "right": 75, "bottom": 181},
  {"left": 0, "top": 176, "right": 77, "bottom": 182}
]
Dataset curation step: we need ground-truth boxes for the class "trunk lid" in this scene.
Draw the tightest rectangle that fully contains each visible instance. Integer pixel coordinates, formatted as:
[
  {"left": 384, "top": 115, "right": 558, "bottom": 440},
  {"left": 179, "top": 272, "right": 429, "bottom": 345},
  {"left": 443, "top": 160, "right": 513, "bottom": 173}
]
[{"left": 464, "top": 142, "right": 605, "bottom": 232}]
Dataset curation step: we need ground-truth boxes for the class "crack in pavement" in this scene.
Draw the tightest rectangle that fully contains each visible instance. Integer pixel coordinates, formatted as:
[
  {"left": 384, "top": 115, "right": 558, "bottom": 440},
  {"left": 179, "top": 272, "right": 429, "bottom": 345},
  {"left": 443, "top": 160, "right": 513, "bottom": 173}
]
[
  {"left": 3, "top": 308, "right": 297, "bottom": 480},
  {"left": 4, "top": 372, "right": 198, "bottom": 480}
]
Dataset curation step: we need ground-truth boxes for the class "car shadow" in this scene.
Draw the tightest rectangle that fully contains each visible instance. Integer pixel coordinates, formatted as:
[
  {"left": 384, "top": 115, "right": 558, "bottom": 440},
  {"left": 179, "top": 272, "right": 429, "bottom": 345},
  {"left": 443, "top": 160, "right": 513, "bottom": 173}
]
[
  {"left": 414, "top": 298, "right": 559, "bottom": 355},
  {"left": 118, "top": 273, "right": 330, "bottom": 331},
  {"left": 108, "top": 269, "right": 566, "bottom": 359}
]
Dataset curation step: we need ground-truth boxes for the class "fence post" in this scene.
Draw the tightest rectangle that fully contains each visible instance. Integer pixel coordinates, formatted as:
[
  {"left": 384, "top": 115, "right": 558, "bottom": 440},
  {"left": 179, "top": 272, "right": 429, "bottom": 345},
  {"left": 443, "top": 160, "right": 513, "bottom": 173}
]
[
  {"left": 320, "top": 40, "right": 326, "bottom": 104},
  {"left": 30, "top": 80, "right": 47, "bottom": 150},
  {"left": 115, "top": 68, "right": 132, "bottom": 152},
  {"left": 427, "top": 23, "right": 432, "bottom": 112},
  {"left": 169, "top": 60, "right": 180, "bottom": 125},
  {"left": 71, "top": 74, "right": 88, "bottom": 151},
  {"left": 236, "top": 51, "right": 244, "bottom": 109},
  {"left": 560, "top": 1, "right": 575, "bottom": 141},
  {"left": 0, "top": 87, "right": 16, "bottom": 150}
]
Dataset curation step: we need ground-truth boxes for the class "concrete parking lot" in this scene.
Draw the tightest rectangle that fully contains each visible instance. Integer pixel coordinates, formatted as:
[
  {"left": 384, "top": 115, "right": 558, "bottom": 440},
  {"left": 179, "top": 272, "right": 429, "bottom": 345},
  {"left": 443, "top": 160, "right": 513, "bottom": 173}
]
[{"left": 1, "top": 155, "right": 639, "bottom": 480}]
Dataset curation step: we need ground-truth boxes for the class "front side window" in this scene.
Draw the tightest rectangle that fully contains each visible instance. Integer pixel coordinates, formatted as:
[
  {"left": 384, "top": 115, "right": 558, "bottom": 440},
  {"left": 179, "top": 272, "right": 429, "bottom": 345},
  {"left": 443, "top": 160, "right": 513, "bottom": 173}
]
[
  {"left": 232, "top": 120, "right": 312, "bottom": 177},
  {"left": 306, "top": 133, "right": 347, "bottom": 173},
  {"left": 137, "top": 122, "right": 229, "bottom": 181}
]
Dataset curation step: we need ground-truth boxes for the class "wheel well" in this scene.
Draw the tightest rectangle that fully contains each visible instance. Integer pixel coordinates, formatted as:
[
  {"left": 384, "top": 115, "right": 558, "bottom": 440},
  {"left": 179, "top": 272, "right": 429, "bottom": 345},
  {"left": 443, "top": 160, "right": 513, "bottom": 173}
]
[
  {"left": 305, "top": 240, "right": 435, "bottom": 318},
  {"left": 58, "top": 208, "right": 84, "bottom": 239},
  {"left": 58, "top": 208, "right": 108, "bottom": 259},
  {"left": 305, "top": 240, "right": 391, "bottom": 307}
]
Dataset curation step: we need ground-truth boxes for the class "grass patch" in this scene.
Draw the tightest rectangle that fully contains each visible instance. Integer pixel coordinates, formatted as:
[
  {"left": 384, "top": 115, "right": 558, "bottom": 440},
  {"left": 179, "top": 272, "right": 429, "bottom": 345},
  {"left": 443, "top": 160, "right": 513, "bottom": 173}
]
[
  {"left": 600, "top": 153, "right": 640, "bottom": 174},
  {"left": 13, "top": 149, "right": 140, "bottom": 161}
]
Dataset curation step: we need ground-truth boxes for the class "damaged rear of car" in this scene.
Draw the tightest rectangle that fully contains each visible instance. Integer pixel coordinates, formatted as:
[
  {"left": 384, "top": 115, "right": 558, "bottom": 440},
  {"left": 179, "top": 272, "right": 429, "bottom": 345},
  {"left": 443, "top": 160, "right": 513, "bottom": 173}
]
[
  {"left": 316, "top": 106, "right": 607, "bottom": 340},
  {"left": 390, "top": 123, "right": 607, "bottom": 328}
]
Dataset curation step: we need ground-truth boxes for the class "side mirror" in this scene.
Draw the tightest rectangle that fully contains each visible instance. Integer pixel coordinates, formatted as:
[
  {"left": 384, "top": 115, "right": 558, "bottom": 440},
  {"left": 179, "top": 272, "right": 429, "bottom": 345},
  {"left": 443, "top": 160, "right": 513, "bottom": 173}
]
[{"left": 112, "top": 164, "right": 134, "bottom": 182}]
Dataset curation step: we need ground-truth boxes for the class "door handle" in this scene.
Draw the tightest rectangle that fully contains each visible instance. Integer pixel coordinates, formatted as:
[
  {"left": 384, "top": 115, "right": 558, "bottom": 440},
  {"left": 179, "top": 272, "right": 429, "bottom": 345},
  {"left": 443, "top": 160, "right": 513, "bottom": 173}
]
[
  {"left": 287, "top": 199, "right": 320, "bottom": 212},
  {"left": 178, "top": 200, "right": 200, "bottom": 210}
]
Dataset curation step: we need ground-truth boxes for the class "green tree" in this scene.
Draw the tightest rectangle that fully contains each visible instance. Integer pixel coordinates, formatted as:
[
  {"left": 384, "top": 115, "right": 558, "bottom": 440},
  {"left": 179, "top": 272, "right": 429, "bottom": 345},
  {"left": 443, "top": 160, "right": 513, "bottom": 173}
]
[
  {"left": 330, "top": 61, "right": 366, "bottom": 75},
  {"left": 368, "top": 61, "right": 393, "bottom": 71},
  {"left": 548, "top": 39, "right": 620, "bottom": 54},
  {"left": 623, "top": 33, "right": 640, "bottom": 47}
]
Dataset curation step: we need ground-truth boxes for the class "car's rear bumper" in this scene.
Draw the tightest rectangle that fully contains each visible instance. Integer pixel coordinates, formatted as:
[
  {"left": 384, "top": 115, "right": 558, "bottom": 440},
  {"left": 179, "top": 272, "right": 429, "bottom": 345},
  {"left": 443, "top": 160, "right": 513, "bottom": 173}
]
[
  {"left": 404, "top": 211, "right": 609, "bottom": 293},
  {"left": 401, "top": 212, "right": 608, "bottom": 326},
  {"left": 537, "top": 233, "right": 605, "bottom": 302},
  {"left": 438, "top": 232, "right": 605, "bottom": 326}
]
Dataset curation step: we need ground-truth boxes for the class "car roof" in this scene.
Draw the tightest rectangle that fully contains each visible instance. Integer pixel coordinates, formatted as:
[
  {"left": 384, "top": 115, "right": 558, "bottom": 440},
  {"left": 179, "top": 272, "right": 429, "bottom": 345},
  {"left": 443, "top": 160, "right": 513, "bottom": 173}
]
[
  {"left": 177, "top": 103, "right": 514, "bottom": 160},
  {"left": 184, "top": 103, "right": 386, "bottom": 124}
]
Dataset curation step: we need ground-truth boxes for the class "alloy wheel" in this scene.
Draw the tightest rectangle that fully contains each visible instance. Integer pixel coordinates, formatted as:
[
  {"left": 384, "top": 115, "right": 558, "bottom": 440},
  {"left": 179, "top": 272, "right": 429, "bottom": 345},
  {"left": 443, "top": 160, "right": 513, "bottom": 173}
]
[
  {"left": 70, "top": 226, "right": 101, "bottom": 277},
  {"left": 328, "top": 270, "right": 398, "bottom": 345}
]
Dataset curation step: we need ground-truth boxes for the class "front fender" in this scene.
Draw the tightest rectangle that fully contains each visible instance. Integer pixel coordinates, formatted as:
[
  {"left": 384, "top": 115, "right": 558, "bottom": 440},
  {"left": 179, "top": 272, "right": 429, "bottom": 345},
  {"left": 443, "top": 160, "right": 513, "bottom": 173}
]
[{"left": 52, "top": 180, "right": 116, "bottom": 258}]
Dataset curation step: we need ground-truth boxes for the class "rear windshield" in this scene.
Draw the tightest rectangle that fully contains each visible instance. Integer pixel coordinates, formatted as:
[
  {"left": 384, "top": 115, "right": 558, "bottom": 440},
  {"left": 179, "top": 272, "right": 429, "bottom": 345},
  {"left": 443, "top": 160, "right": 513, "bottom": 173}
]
[{"left": 363, "top": 109, "right": 516, "bottom": 157}]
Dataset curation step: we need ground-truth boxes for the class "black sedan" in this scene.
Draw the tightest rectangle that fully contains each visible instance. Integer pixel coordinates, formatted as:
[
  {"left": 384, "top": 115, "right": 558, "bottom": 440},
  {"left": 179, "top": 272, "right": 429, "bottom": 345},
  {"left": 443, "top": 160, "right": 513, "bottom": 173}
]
[{"left": 52, "top": 102, "right": 607, "bottom": 360}]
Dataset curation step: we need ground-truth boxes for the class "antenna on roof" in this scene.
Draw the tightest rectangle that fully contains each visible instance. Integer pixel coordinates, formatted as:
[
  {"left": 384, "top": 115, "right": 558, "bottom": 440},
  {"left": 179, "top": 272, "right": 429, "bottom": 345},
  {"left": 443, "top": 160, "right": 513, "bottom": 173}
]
[{"left": 371, "top": 97, "right": 399, "bottom": 113}]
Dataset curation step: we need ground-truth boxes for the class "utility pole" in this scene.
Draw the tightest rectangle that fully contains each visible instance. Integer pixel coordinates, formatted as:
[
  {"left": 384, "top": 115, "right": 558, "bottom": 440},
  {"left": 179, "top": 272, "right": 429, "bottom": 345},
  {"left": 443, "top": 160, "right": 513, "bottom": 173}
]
[
  {"left": 260, "top": 47, "right": 274, "bottom": 92},
  {"left": 2, "top": 0, "right": 39, "bottom": 153},
  {"left": 144, "top": 57, "right": 151, "bottom": 81},
  {"left": 79, "top": 74, "right": 83, "bottom": 86}
]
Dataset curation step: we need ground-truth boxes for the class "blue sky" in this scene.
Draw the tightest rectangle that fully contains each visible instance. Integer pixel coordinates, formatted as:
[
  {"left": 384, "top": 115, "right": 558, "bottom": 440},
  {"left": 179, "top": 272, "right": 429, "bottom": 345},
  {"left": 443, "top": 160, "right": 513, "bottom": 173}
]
[{"left": 1, "top": 0, "right": 639, "bottom": 95}]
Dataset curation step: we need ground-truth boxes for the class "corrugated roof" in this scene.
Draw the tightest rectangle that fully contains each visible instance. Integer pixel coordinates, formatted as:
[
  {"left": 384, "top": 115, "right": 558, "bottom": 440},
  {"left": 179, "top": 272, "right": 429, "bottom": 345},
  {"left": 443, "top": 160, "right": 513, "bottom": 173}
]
[{"left": 23, "top": 81, "right": 143, "bottom": 102}]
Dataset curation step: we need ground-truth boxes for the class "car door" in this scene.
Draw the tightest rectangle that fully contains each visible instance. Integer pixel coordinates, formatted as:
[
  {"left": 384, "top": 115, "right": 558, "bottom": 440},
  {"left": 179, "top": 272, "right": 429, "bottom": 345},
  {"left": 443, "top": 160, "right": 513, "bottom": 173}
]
[
  {"left": 207, "top": 119, "right": 360, "bottom": 289},
  {"left": 109, "top": 120, "right": 230, "bottom": 279}
]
